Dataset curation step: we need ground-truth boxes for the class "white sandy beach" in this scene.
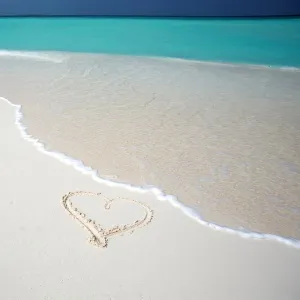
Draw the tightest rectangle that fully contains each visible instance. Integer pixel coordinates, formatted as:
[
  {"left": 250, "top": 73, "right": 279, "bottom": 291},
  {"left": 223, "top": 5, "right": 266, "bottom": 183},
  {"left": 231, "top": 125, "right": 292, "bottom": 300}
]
[{"left": 1, "top": 98, "right": 300, "bottom": 299}]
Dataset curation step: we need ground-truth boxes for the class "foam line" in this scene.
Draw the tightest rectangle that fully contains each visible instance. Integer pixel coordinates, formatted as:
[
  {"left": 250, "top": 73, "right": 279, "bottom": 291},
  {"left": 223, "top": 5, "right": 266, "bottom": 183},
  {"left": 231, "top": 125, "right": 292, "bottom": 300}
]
[
  {"left": 154, "top": 56, "right": 300, "bottom": 72},
  {"left": 0, "top": 50, "right": 66, "bottom": 63},
  {"left": 1, "top": 96, "right": 300, "bottom": 250},
  {"left": 1, "top": 49, "right": 299, "bottom": 72}
]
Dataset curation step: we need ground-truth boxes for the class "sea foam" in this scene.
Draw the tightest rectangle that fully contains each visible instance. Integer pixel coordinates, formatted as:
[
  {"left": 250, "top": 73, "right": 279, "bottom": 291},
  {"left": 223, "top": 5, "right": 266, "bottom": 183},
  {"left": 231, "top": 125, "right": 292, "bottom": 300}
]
[
  {"left": 0, "top": 50, "right": 66, "bottom": 63},
  {"left": 2, "top": 49, "right": 300, "bottom": 72}
]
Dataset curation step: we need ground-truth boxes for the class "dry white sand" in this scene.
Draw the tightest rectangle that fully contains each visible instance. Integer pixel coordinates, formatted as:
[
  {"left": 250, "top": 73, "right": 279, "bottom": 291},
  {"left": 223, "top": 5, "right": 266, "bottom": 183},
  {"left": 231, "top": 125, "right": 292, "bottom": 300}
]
[{"left": 1, "top": 98, "right": 300, "bottom": 300}]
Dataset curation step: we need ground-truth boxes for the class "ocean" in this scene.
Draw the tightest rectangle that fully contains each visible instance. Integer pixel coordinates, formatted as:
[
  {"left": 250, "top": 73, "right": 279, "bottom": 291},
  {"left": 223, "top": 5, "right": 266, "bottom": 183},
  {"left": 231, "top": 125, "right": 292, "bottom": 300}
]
[
  {"left": 0, "top": 17, "right": 300, "bottom": 245},
  {"left": 1, "top": 17, "right": 300, "bottom": 66}
]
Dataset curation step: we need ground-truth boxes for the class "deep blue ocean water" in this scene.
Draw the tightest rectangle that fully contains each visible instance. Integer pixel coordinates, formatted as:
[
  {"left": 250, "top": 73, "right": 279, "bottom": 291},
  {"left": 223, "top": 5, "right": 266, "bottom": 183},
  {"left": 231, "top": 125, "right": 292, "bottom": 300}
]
[{"left": 0, "top": 17, "right": 299, "bottom": 67}]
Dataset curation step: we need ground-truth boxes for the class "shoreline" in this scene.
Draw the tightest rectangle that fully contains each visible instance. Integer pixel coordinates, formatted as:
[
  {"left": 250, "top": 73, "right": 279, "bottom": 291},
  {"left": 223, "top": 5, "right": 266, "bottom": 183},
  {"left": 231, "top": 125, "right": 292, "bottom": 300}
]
[
  {"left": 1, "top": 49, "right": 300, "bottom": 70},
  {"left": 2, "top": 94, "right": 300, "bottom": 249}
]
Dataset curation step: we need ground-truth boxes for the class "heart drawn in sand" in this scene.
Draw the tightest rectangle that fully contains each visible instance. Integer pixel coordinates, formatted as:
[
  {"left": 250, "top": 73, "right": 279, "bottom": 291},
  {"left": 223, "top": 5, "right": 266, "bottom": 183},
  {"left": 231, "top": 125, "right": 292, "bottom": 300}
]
[{"left": 62, "top": 191, "right": 154, "bottom": 248}]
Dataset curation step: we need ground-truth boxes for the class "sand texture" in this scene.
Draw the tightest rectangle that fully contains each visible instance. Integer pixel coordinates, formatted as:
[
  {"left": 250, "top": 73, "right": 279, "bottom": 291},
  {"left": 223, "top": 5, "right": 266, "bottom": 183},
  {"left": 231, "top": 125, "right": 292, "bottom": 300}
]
[{"left": 1, "top": 98, "right": 300, "bottom": 299}]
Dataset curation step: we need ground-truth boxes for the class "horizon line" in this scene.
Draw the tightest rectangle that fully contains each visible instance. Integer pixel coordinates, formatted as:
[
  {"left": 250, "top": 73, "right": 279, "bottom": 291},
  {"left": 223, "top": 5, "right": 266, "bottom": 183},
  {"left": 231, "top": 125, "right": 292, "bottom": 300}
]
[{"left": 0, "top": 15, "right": 300, "bottom": 19}]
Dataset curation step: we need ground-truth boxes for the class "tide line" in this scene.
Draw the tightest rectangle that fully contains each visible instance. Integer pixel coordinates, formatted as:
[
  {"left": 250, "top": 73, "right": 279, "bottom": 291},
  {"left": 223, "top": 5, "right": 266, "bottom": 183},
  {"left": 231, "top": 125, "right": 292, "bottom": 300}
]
[
  {"left": 1, "top": 96, "right": 300, "bottom": 249},
  {"left": 0, "top": 50, "right": 66, "bottom": 63}
]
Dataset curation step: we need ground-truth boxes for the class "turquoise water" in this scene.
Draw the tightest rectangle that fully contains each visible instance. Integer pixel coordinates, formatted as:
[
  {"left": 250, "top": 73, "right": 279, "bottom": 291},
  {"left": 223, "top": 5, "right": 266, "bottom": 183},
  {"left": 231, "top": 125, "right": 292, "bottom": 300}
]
[{"left": 0, "top": 17, "right": 300, "bottom": 67}]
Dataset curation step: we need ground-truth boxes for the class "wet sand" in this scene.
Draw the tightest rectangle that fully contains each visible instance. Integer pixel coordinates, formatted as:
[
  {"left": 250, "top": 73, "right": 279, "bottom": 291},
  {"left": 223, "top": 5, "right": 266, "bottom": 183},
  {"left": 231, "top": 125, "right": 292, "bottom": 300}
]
[{"left": 1, "top": 51, "right": 300, "bottom": 240}]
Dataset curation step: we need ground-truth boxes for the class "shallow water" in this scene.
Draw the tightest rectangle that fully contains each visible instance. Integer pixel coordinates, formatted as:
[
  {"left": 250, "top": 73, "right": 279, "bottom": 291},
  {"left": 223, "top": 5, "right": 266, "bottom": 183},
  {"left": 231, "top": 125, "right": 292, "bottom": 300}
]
[
  {"left": 1, "top": 17, "right": 300, "bottom": 66},
  {"left": 1, "top": 51, "right": 299, "bottom": 241}
]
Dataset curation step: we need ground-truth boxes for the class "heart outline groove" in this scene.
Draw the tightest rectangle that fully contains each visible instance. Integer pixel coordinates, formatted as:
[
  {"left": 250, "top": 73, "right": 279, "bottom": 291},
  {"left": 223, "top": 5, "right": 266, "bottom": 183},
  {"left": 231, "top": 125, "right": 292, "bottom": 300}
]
[{"left": 62, "top": 191, "right": 154, "bottom": 248}]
